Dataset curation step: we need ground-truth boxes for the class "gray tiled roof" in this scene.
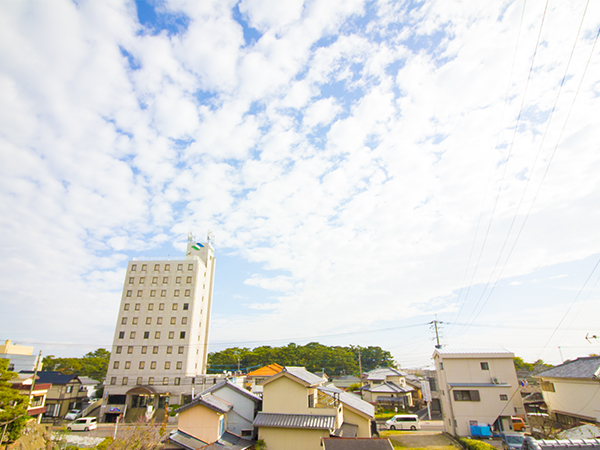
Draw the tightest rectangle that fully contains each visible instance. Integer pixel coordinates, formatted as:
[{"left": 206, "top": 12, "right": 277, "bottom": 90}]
[
  {"left": 318, "top": 386, "right": 375, "bottom": 418},
  {"left": 361, "top": 382, "right": 414, "bottom": 394},
  {"left": 332, "top": 422, "right": 359, "bottom": 438},
  {"left": 366, "top": 368, "right": 406, "bottom": 381},
  {"left": 522, "top": 437, "right": 600, "bottom": 450},
  {"left": 434, "top": 348, "right": 513, "bottom": 356},
  {"left": 201, "top": 379, "right": 262, "bottom": 403},
  {"left": 284, "top": 366, "right": 327, "bottom": 386},
  {"left": 536, "top": 357, "right": 600, "bottom": 380},
  {"left": 169, "top": 430, "right": 208, "bottom": 449},
  {"left": 253, "top": 412, "right": 335, "bottom": 430},
  {"left": 175, "top": 393, "right": 232, "bottom": 414}
]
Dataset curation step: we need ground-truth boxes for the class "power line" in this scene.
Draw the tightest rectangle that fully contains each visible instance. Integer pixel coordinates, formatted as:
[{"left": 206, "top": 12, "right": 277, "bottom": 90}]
[
  {"left": 454, "top": 1, "right": 597, "bottom": 336},
  {"left": 452, "top": 0, "right": 550, "bottom": 335}
]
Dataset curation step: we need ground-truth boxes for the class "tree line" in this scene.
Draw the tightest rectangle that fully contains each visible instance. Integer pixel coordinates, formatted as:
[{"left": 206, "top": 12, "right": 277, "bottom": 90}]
[
  {"left": 42, "top": 348, "right": 110, "bottom": 381},
  {"left": 207, "top": 342, "right": 396, "bottom": 375}
]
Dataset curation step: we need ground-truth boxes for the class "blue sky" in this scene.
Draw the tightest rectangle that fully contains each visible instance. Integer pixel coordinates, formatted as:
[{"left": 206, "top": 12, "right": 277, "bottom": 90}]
[{"left": 1, "top": 0, "right": 600, "bottom": 369}]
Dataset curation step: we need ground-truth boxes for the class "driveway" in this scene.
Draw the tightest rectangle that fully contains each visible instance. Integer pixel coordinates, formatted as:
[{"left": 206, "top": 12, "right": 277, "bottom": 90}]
[{"left": 382, "top": 430, "right": 461, "bottom": 449}]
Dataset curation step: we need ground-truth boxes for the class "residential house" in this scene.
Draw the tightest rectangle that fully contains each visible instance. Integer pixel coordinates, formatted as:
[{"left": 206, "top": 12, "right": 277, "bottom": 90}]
[
  {"left": 10, "top": 375, "right": 51, "bottom": 424},
  {"left": 330, "top": 375, "right": 362, "bottom": 391},
  {"left": 360, "top": 367, "right": 414, "bottom": 409},
  {"left": 245, "top": 363, "right": 284, "bottom": 395},
  {"left": 405, "top": 369, "right": 442, "bottom": 416},
  {"left": 433, "top": 348, "right": 525, "bottom": 437},
  {"left": 253, "top": 366, "right": 375, "bottom": 450},
  {"left": 77, "top": 377, "right": 100, "bottom": 400},
  {"left": 535, "top": 356, "right": 600, "bottom": 426},
  {"left": 170, "top": 379, "right": 261, "bottom": 448},
  {"left": 23, "top": 371, "right": 88, "bottom": 420}
]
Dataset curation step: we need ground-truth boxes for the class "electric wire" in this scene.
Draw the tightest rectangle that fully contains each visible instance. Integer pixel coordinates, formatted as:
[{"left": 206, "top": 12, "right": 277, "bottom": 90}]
[
  {"left": 447, "top": 0, "right": 529, "bottom": 332},
  {"left": 453, "top": 0, "right": 596, "bottom": 336},
  {"left": 452, "top": 0, "right": 550, "bottom": 336}
]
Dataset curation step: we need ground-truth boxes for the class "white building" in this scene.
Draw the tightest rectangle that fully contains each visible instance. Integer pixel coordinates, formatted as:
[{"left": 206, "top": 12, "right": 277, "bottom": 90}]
[
  {"left": 433, "top": 348, "right": 525, "bottom": 437},
  {"left": 100, "top": 239, "right": 216, "bottom": 423}
]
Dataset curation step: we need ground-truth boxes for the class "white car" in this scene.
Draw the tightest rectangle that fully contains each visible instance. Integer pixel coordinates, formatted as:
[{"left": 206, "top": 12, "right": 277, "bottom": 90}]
[
  {"left": 67, "top": 417, "right": 97, "bottom": 432},
  {"left": 64, "top": 409, "right": 80, "bottom": 421},
  {"left": 385, "top": 414, "right": 421, "bottom": 430}
]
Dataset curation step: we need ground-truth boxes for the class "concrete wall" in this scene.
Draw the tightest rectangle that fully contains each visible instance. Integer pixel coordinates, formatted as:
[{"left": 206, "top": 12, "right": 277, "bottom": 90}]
[
  {"left": 342, "top": 407, "right": 371, "bottom": 437},
  {"left": 258, "top": 427, "right": 328, "bottom": 450},
  {"left": 435, "top": 351, "right": 525, "bottom": 436},
  {"left": 540, "top": 377, "right": 600, "bottom": 422},
  {"left": 178, "top": 405, "right": 223, "bottom": 443}
]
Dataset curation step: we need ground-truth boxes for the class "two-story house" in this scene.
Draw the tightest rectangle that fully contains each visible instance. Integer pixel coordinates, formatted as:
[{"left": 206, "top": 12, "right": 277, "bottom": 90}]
[
  {"left": 23, "top": 371, "right": 88, "bottom": 420},
  {"left": 535, "top": 356, "right": 600, "bottom": 426},
  {"left": 253, "top": 366, "right": 374, "bottom": 450},
  {"left": 360, "top": 367, "right": 415, "bottom": 409},
  {"left": 433, "top": 348, "right": 525, "bottom": 436},
  {"left": 170, "top": 379, "right": 261, "bottom": 448}
]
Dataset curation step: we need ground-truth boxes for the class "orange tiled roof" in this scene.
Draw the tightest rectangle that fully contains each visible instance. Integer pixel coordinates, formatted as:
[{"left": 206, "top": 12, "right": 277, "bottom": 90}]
[{"left": 246, "top": 363, "right": 284, "bottom": 377}]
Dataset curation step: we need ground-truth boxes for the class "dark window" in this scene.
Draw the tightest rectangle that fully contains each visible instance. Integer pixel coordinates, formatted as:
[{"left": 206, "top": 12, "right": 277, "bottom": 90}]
[
  {"left": 500, "top": 394, "right": 508, "bottom": 401},
  {"left": 144, "top": 331, "right": 149, "bottom": 339},
  {"left": 541, "top": 381, "right": 555, "bottom": 392},
  {"left": 180, "top": 331, "right": 186, "bottom": 339},
  {"left": 480, "top": 362, "right": 489, "bottom": 370},
  {"left": 429, "top": 378, "right": 437, "bottom": 391},
  {"left": 183, "top": 303, "right": 189, "bottom": 310},
  {"left": 118, "top": 332, "right": 124, "bottom": 339},
  {"left": 453, "top": 390, "right": 480, "bottom": 401}
]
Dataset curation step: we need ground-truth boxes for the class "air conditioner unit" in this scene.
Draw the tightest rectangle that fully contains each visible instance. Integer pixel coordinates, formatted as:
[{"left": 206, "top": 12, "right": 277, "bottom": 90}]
[{"left": 492, "top": 377, "right": 500, "bottom": 385}]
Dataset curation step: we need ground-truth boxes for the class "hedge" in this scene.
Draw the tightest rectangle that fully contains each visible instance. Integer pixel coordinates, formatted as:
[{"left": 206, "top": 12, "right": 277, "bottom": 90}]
[{"left": 458, "top": 437, "right": 498, "bottom": 450}]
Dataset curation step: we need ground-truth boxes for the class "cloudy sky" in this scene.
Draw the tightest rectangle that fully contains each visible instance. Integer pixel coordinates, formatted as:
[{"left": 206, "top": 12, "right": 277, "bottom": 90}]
[{"left": 1, "top": 0, "right": 599, "bottom": 370}]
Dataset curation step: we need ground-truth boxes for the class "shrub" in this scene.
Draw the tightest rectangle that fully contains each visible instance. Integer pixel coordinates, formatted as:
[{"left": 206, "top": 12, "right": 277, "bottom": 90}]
[{"left": 458, "top": 437, "right": 497, "bottom": 450}]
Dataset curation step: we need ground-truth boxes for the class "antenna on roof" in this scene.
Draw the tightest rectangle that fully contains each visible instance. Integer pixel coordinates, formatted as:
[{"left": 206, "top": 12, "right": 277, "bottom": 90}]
[
  {"left": 207, "top": 230, "right": 215, "bottom": 245},
  {"left": 188, "top": 230, "right": 195, "bottom": 243}
]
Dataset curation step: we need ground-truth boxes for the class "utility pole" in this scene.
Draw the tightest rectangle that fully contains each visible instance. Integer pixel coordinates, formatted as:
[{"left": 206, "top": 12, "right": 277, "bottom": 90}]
[
  {"left": 358, "top": 349, "right": 363, "bottom": 399},
  {"left": 431, "top": 318, "right": 443, "bottom": 349},
  {"left": 28, "top": 351, "right": 42, "bottom": 409}
]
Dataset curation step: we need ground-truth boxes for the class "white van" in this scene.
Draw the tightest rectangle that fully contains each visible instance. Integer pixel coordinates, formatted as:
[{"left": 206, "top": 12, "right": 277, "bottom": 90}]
[
  {"left": 67, "top": 417, "right": 97, "bottom": 432},
  {"left": 385, "top": 414, "right": 420, "bottom": 430}
]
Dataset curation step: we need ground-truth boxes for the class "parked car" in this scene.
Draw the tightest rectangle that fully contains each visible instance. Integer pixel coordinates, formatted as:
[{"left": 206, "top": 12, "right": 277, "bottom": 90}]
[
  {"left": 512, "top": 417, "right": 526, "bottom": 432},
  {"left": 385, "top": 414, "right": 421, "bottom": 430},
  {"left": 67, "top": 417, "right": 97, "bottom": 432},
  {"left": 502, "top": 433, "right": 525, "bottom": 450},
  {"left": 64, "top": 409, "right": 81, "bottom": 421}
]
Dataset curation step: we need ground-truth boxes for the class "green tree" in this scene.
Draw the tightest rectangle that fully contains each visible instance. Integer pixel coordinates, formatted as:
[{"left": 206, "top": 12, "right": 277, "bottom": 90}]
[
  {"left": 42, "top": 348, "right": 110, "bottom": 381},
  {"left": 513, "top": 357, "right": 553, "bottom": 373},
  {"left": 0, "top": 358, "right": 29, "bottom": 444},
  {"left": 208, "top": 343, "right": 394, "bottom": 375}
]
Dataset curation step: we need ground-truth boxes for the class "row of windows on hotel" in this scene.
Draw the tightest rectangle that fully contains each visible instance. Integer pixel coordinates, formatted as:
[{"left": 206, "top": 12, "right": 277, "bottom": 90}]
[
  {"left": 123, "top": 302, "right": 191, "bottom": 311},
  {"left": 113, "top": 360, "right": 183, "bottom": 370},
  {"left": 118, "top": 330, "right": 187, "bottom": 339},
  {"left": 110, "top": 376, "right": 182, "bottom": 386},
  {"left": 131, "top": 263, "right": 195, "bottom": 272},
  {"left": 115, "top": 345, "right": 187, "bottom": 354},
  {"left": 126, "top": 289, "right": 193, "bottom": 298},
  {"left": 127, "top": 277, "right": 200, "bottom": 286},
  {"left": 121, "top": 316, "right": 194, "bottom": 326}
]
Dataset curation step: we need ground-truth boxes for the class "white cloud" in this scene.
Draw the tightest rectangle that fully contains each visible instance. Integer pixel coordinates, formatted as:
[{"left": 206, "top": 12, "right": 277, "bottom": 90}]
[{"left": 1, "top": 0, "right": 600, "bottom": 368}]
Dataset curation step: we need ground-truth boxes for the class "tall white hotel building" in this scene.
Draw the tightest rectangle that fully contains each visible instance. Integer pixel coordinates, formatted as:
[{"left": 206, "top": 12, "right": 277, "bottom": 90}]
[{"left": 100, "top": 239, "right": 215, "bottom": 422}]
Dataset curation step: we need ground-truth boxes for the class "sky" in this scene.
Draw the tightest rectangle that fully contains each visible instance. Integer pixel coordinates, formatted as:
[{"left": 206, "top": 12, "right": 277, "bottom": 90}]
[{"left": 1, "top": 0, "right": 599, "bottom": 371}]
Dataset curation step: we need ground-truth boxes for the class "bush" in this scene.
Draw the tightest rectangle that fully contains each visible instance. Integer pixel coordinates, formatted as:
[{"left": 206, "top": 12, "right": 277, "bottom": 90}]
[{"left": 458, "top": 437, "right": 497, "bottom": 450}]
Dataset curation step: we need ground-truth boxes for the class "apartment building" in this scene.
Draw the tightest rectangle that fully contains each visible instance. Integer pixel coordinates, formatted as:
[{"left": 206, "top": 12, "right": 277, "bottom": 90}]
[
  {"left": 100, "top": 239, "right": 215, "bottom": 423},
  {"left": 433, "top": 348, "right": 525, "bottom": 436}
]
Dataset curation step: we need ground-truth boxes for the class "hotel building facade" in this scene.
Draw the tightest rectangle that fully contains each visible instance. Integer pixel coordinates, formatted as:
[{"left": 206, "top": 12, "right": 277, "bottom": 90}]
[{"left": 100, "top": 240, "right": 216, "bottom": 422}]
